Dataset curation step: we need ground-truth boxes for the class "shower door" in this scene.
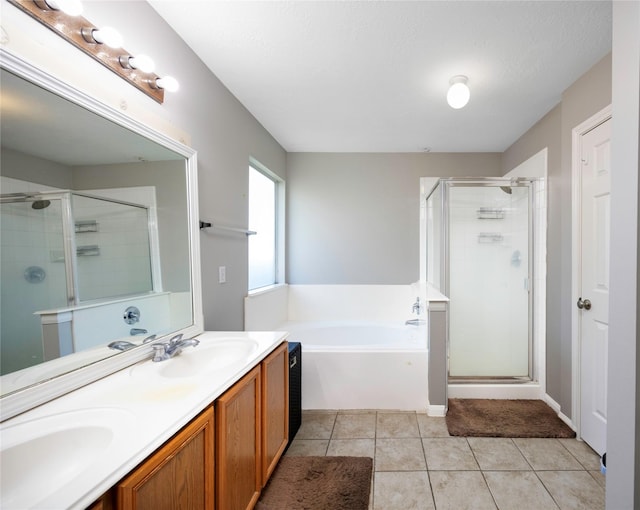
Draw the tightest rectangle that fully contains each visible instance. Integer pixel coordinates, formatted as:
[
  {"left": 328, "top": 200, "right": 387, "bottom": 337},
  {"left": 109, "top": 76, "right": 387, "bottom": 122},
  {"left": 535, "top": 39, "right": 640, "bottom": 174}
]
[{"left": 446, "top": 181, "right": 532, "bottom": 380}]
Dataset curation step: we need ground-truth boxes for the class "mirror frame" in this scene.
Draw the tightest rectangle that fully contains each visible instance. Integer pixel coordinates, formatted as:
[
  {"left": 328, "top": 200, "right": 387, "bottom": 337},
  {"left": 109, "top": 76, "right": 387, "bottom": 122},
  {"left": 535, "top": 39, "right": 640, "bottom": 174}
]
[{"left": 0, "top": 48, "right": 204, "bottom": 421}]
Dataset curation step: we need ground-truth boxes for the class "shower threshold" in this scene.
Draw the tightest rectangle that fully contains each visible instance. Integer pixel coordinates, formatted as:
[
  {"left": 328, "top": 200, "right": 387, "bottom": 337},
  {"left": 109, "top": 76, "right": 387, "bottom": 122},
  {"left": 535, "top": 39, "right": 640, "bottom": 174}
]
[{"left": 448, "top": 376, "right": 532, "bottom": 385}]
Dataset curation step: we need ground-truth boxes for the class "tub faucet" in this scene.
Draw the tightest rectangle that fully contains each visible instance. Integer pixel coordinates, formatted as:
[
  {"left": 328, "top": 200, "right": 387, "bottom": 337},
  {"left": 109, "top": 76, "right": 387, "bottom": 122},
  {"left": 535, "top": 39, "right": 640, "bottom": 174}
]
[
  {"left": 108, "top": 340, "right": 137, "bottom": 351},
  {"left": 412, "top": 297, "right": 424, "bottom": 315},
  {"left": 151, "top": 333, "right": 200, "bottom": 362}
]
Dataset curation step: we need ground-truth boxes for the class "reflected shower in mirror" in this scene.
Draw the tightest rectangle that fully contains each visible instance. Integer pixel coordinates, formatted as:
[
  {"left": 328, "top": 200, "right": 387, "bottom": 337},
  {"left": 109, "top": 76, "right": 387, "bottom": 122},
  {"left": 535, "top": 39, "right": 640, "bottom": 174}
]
[{"left": 0, "top": 64, "right": 196, "bottom": 398}]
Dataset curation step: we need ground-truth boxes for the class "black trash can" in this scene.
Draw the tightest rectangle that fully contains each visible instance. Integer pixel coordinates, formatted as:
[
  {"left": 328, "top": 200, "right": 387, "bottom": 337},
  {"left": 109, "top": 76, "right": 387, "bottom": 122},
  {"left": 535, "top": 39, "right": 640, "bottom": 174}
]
[{"left": 288, "top": 342, "right": 302, "bottom": 444}]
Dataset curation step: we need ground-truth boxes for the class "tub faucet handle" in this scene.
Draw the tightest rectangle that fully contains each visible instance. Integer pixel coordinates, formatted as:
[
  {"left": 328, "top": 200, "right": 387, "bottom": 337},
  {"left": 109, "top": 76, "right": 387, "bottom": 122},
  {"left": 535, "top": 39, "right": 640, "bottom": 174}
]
[{"left": 412, "top": 297, "right": 424, "bottom": 315}]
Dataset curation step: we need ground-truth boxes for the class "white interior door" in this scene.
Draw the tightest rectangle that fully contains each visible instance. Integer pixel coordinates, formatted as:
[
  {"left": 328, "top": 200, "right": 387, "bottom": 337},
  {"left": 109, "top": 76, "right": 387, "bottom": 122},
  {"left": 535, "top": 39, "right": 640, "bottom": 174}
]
[{"left": 579, "top": 117, "right": 611, "bottom": 456}]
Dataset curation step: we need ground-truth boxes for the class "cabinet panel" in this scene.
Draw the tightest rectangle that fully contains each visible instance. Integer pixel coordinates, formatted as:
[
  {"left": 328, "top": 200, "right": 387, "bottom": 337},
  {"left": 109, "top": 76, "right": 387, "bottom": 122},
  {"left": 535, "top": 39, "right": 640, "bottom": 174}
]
[
  {"left": 216, "top": 365, "right": 261, "bottom": 510},
  {"left": 86, "top": 491, "right": 114, "bottom": 510},
  {"left": 116, "top": 407, "right": 214, "bottom": 510},
  {"left": 261, "top": 341, "right": 289, "bottom": 483}
]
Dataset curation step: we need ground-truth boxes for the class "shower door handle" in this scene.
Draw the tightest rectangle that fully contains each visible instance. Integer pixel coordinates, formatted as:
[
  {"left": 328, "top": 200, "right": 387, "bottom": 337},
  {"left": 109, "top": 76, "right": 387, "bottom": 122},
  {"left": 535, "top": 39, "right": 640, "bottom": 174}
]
[{"left": 577, "top": 297, "right": 592, "bottom": 310}]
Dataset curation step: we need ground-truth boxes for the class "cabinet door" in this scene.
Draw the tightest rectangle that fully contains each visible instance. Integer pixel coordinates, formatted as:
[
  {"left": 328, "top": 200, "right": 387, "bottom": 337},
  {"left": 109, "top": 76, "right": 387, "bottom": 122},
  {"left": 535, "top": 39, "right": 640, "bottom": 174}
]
[
  {"left": 261, "top": 341, "right": 289, "bottom": 483},
  {"left": 216, "top": 365, "right": 261, "bottom": 510},
  {"left": 86, "top": 491, "right": 114, "bottom": 510},
  {"left": 117, "top": 407, "right": 214, "bottom": 510}
]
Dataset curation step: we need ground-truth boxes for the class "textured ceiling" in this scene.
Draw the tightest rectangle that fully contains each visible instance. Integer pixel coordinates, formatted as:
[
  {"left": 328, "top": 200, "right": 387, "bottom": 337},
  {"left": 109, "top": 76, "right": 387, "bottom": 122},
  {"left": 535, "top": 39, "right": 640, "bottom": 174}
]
[{"left": 153, "top": 1, "right": 612, "bottom": 153}]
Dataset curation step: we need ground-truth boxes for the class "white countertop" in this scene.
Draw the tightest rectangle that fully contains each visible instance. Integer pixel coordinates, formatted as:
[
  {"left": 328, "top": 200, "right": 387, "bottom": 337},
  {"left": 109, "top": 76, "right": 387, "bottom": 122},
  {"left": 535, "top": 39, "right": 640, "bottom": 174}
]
[{"left": 0, "top": 330, "right": 289, "bottom": 510}]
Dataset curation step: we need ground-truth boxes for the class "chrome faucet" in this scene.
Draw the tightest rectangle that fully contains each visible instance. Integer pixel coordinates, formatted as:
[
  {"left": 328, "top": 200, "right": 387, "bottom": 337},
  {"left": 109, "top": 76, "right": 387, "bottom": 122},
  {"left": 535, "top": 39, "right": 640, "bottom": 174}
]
[
  {"left": 405, "top": 297, "right": 426, "bottom": 325},
  {"left": 151, "top": 333, "right": 200, "bottom": 362}
]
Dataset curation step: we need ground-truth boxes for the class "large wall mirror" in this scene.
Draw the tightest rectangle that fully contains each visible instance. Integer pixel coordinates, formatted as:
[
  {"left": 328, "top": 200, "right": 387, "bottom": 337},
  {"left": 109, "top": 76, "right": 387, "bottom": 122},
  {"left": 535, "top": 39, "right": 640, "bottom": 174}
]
[{"left": 0, "top": 50, "right": 203, "bottom": 420}]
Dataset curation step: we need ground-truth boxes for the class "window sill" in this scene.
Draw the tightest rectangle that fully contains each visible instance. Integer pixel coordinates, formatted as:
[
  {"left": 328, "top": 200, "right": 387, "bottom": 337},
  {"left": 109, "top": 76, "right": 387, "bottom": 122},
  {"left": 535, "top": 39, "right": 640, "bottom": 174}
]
[{"left": 247, "top": 283, "right": 288, "bottom": 298}]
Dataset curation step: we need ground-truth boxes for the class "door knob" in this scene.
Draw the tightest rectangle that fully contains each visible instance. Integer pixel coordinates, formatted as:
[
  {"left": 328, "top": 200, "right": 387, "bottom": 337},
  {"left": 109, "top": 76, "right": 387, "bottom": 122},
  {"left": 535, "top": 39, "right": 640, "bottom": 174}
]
[{"left": 577, "top": 297, "right": 592, "bottom": 310}]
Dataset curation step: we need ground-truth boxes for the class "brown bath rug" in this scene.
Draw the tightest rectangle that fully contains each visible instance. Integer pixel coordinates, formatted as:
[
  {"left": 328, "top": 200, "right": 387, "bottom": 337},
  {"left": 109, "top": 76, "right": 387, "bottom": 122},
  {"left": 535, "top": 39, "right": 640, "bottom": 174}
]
[
  {"left": 446, "top": 398, "right": 576, "bottom": 438},
  {"left": 257, "top": 456, "right": 373, "bottom": 510}
]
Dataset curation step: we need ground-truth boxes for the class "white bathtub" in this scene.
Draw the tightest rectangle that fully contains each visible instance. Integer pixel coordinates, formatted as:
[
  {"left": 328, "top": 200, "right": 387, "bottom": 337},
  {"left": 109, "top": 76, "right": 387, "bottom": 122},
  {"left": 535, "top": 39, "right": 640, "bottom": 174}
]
[{"left": 279, "top": 320, "right": 429, "bottom": 411}]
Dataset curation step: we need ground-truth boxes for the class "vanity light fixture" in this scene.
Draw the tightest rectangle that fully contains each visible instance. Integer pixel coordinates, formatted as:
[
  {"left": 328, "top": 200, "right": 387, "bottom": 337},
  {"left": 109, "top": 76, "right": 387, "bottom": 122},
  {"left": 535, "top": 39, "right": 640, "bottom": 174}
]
[
  {"left": 8, "top": 0, "right": 178, "bottom": 104},
  {"left": 120, "top": 54, "right": 156, "bottom": 74},
  {"left": 152, "top": 76, "right": 180, "bottom": 93},
  {"left": 81, "top": 26, "right": 123, "bottom": 48},
  {"left": 447, "top": 75, "right": 470, "bottom": 109},
  {"left": 33, "top": 0, "right": 82, "bottom": 16}
]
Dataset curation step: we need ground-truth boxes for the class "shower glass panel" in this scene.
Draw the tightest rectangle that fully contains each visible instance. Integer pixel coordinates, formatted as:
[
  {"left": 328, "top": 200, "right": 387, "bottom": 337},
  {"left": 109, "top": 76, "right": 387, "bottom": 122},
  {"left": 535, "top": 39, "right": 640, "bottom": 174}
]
[
  {"left": 426, "top": 178, "right": 533, "bottom": 381},
  {"left": 72, "top": 194, "right": 153, "bottom": 301},
  {"left": 426, "top": 181, "right": 443, "bottom": 292},
  {"left": 0, "top": 197, "right": 69, "bottom": 373}
]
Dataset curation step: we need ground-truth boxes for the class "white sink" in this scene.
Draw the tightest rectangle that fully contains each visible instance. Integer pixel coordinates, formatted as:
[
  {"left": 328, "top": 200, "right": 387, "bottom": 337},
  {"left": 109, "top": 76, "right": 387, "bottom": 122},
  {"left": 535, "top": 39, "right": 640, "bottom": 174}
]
[
  {"left": 133, "top": 338, "right": 260, "bottom": 379},
  {"left": 0, "top": 407, "right": 134, "bottom": 508},
  {"left": 158, "top": 339, "right": 259, "bottom": 378}
]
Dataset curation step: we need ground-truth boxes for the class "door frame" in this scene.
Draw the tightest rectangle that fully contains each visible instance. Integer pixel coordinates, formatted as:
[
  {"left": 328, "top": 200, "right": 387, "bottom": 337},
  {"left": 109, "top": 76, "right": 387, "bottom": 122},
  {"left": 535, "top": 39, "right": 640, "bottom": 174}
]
[{"left": 571, "top": 104, "right": 612, "bottom": 437}]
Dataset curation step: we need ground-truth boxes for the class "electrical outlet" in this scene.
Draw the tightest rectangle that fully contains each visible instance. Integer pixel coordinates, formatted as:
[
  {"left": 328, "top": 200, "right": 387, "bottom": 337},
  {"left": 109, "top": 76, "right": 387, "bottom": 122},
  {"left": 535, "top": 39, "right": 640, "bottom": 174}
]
[{"left": 218, "top": 266, "right": 226, "bottom": 284}]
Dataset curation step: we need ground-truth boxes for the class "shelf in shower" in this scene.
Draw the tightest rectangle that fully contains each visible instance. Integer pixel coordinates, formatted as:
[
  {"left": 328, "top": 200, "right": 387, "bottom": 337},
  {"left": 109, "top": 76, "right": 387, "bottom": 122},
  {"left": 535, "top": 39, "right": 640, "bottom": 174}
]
[
  {"left": 50, "top": 245, "right": 101, "bottom": 261},
  {"left": 477, "top": 207, "right": 504, "bottom": 219},
  {"left": 478, "top": 232, "right": 504, "bottom": 244},
  {"left": 75, "top": 220, "right": 98, "bottom": 233},
  {"left": 76, "top": 245, "right": 100, "bottom": 257}
]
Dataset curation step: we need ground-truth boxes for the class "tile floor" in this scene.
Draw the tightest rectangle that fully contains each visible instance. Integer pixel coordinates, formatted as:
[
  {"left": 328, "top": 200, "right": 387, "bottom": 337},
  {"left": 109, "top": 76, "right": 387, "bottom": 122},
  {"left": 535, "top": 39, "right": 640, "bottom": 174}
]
[{"left": 285, "top": 410, "right": 605, "bottom": 510}]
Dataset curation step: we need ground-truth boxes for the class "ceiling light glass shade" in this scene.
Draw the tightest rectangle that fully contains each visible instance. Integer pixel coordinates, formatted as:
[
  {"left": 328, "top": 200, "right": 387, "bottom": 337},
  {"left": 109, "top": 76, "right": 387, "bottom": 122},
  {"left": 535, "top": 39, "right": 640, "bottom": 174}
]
[
  {"left": 447, "top": 75, "right": 470, "bottom": 109},
  {"left": 155, "top": 76, "right": 180, "bottom": 92},
  {"left": 91, "top": 27, "right": 123, "bottom": 48},
  {"left": 128, "top": 55, "right": 156, "bottom": 73},
  {"left": 42, "top": 0, "right": 83, "bottom": 16}
]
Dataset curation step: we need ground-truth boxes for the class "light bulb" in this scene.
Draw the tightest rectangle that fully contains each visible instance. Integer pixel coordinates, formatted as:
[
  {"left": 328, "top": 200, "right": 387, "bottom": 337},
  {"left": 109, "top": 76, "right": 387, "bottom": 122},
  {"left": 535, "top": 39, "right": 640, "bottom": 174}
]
[
  {"left": 155, "top": 76, "right": 180, "bottom": 92},
  {"left": 128, "top": 55, "right": 156, "bottom": 73},
  {"left": 42, "top": 0, "right": 83, "bottom": 16},
  {"left": 91, "top": 27, "right": 123, "bottom": 48},
  {"left": 447, "top": 75, "right": 470, "bottom": 109}
]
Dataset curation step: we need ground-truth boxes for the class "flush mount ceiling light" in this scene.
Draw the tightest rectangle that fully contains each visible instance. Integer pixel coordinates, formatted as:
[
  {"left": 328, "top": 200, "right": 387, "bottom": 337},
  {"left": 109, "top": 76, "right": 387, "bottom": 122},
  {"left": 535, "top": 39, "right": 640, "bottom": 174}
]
[{"left": 447, "top": 75, "right": 470, "bottom": 109}]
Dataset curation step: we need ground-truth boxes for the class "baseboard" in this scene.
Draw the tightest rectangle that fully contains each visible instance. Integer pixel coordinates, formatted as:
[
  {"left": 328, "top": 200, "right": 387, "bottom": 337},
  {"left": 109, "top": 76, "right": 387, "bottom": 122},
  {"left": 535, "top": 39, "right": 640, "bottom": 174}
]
[
  {"left": 543, "top": 393, "right": 576, "bottom": 431},
  {"left": 427, "top": 404, "right": 447, "bottom": 417}
]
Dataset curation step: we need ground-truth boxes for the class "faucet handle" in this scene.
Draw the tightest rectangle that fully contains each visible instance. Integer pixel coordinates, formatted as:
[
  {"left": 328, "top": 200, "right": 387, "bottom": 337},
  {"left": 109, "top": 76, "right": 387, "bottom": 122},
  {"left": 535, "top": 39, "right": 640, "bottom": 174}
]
[
  {"left": 168, "top": 333, "right": 184, "bottom": 345},
  {"left": 151, "top": 343, "right": 169, "bottom": 362}
]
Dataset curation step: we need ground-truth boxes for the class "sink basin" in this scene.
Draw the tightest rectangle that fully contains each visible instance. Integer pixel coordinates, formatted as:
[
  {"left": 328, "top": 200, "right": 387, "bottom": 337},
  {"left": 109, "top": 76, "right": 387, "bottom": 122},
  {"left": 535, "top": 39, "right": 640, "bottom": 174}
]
[
  {"left": 155, "top": 339, "right": 259, "bottom": 379},
  {"left": 0, "top": 407, "right": 134, "bottom": 508}
]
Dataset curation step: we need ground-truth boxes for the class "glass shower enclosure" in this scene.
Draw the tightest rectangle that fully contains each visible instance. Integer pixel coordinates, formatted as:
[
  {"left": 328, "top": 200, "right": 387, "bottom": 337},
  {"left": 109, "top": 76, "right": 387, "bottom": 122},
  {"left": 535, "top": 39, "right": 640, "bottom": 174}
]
[
  {"left": 0, "top": 190, "right": 156, "bottom": 374},
  {"left": 426, "top": 178, "right": 535, "bottom": 382}
]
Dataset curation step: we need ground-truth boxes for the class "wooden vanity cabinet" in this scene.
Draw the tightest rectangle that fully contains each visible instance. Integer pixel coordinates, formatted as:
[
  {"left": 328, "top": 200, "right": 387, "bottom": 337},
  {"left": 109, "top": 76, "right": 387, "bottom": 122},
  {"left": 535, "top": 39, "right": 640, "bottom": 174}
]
[
  {"left": 116, "top": 407, "right": 215, "bottom": 510},
  {"left": 215, "top": 340, "right": 289, "bottom": 510},
  {"left": 88, "top": 341, "right": 288, "bottom": 510},
  {"left": 215, "top": 365, "right": 262, "bottom": 510},
  {"left": 261, "top": 341, "right": 289, "bottom": 484}
]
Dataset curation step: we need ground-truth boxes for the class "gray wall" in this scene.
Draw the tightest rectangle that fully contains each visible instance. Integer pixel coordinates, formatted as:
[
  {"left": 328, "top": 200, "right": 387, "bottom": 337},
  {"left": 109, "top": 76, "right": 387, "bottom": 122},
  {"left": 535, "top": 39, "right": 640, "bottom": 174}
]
[
  {"left": 501, "top": 53, "right": 612, "bottom": 417},
  {"left": 74, "top": 161, "right": 190, "bottom": 292},
  {"left": 1, "top": 148, "right": 74, "bottom": 188},
  {"left": 68, "top": 2, "right": 288, "bottom": 331},
  {"left": 286, "top": 152, "right": 501, "bottom": 283}
]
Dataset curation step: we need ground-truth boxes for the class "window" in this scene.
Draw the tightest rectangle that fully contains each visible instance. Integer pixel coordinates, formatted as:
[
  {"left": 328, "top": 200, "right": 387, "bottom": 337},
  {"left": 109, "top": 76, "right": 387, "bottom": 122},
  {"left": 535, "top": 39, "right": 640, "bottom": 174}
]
[{"left": 248, "top": 162, "right": 283, "bottom": 291}]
